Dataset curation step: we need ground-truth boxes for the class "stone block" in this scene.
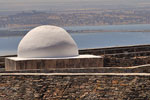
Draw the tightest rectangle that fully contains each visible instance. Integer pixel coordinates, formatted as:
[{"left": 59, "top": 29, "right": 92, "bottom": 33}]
[{"left": 5, "top": 55, "right": 103, "bottom": 71}]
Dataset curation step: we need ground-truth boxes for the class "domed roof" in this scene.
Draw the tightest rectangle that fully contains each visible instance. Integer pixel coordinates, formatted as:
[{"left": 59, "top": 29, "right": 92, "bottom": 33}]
[{"left": 18, "top": 25, "right": 79, "bottom": 58}]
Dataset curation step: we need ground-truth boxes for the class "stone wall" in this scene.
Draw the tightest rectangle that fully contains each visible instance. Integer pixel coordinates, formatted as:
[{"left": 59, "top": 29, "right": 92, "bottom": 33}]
[
  {"left": 104, "top": 51, "right": 150, "bottom": 67},
  {"left": 79, "top": 44, "right": 150, "bottom": 55},
  {"left": 0, "top": 55, "right": 16, "bottom": 68},
  {"left": 1, "top": 64, "right": 150, "bottom": 73},
  {"left": 81, "top": 45, "right": 150, "bottom": 67},
  {"left": 2, "top": 44, "right": 150, "bottom": 68},
  {"left": 0, "top": 73, "right": 150, "bottom": 100},
  {"left": 80, "top": 44, "right": 150, "bottom": 67},
  {"left": 104, "top": 55, "right": 150, "bottom": 67},
  {"left": 5, "top": 57, "right": 103, "bottom": 71}
]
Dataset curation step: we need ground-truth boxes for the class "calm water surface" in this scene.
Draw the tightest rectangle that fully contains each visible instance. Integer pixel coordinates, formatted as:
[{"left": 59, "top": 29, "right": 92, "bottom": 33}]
[
  {"left": 1, "top": 24, "right": 150, "bottom": 56},
  {"left": 64, "top": 24, "right": 150, "bottom": 31}
]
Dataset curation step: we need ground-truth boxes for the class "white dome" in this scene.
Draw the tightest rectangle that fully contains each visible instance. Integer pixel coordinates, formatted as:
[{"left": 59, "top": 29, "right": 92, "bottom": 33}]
[{"left": 18, "top": 25, "right": 79, "bottom": 58}]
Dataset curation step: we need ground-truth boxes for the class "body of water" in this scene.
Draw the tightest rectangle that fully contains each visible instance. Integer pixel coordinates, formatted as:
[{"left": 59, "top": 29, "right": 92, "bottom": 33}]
[
  {"left": 1, "top": 24, "right": 150, "bottom": 56},
  {"left": 64, "top": 24, "right": 150, "bottom": 31}
]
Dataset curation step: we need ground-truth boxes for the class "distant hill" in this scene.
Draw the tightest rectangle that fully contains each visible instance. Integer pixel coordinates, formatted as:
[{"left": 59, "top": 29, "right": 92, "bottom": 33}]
[{"left": 0, "top": 8, "right": 150, "bottom": 29}]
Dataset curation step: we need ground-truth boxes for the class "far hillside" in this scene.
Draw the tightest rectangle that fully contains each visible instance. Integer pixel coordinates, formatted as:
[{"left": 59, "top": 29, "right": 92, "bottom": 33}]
[{"left": 0, "top": 8, "right": 150, "bottom": 29}]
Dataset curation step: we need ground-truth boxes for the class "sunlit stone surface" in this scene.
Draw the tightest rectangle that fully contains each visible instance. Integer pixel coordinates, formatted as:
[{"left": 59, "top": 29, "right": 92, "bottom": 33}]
[{"left": 18, "top": 25, "right": 79, "bottom": 58}]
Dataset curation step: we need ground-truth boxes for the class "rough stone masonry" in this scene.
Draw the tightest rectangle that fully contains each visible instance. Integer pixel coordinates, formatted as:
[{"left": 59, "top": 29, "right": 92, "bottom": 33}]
[{"left": 0, "top": 73, "right": 150, "bottom": 100}]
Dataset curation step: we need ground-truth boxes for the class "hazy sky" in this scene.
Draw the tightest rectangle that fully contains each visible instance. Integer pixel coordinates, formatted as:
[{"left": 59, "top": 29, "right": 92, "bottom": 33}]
[{"left": 0, "top": 0, "right": 150, "bottom": 12}]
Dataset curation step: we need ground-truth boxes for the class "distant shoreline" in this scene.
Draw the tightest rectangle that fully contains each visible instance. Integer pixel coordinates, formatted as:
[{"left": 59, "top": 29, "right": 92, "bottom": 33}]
[
  {"left": 0, "top": 29, "right": 150, "bottom": 37},
  {"left": 67, "top": 30, "right": 150, "bottom": 33}
]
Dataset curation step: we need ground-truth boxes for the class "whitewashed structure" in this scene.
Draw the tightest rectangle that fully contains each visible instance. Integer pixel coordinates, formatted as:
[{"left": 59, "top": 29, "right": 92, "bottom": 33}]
[
  {"left": 5, "top": 25, "right": 103, "bottom": 71},
  {"left": 18, "top": 25, "right": 79, "bottom": 58}
]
